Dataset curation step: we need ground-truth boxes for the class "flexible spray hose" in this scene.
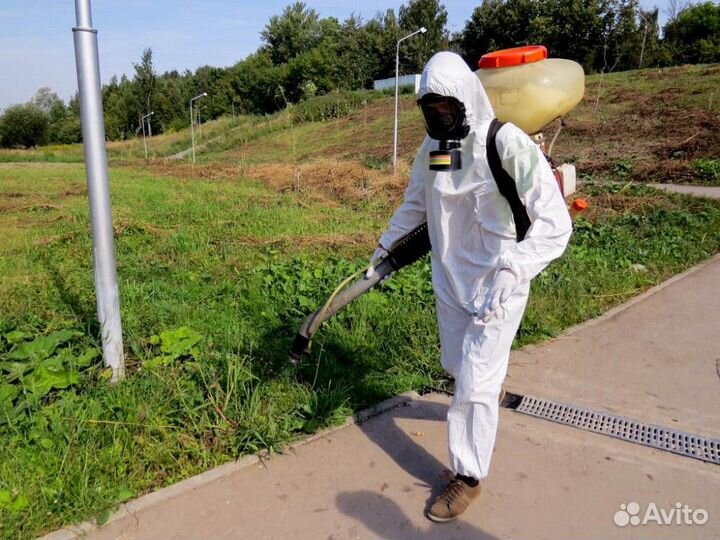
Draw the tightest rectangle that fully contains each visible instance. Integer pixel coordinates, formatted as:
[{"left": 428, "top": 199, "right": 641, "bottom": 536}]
[
  {"left": 315, "top": 267, "right": 367, "bottom": 325},
  {"left": 290, "top": 223, "right": 432, "bottom": 363}
]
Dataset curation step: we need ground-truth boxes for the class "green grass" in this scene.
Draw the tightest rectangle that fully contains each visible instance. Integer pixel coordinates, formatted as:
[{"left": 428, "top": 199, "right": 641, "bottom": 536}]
[{"left": 0, "top": 147, "right": 84, "bottom": 163}]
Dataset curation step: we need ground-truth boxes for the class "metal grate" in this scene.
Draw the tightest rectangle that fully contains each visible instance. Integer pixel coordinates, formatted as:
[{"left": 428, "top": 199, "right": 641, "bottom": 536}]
[{"left": 514, "top": 395, "right": 720, "bottom": 465}]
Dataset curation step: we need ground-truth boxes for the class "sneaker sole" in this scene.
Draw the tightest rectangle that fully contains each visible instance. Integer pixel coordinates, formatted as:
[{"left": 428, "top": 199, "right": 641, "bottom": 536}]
[{"left": 425, "top": 509, "right": 461, "bottom": 523}]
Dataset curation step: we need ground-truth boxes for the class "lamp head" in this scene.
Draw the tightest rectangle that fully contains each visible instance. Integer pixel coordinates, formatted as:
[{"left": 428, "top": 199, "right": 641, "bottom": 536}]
[{"left": 420, "top": 27, "right": 427, "bottom": 33}]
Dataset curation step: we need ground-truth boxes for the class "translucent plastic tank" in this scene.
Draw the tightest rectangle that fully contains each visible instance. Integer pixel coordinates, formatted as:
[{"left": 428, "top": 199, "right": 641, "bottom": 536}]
[{"left": 475, "top": 46, "right": 584, "bottom": 135}]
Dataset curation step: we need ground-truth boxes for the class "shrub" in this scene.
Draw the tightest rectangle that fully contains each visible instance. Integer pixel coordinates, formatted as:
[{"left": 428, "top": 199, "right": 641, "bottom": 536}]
[
  {"left": 290, "top": 90, "right": 381, "bottom": 123},
  {"left": 0, "top": 104, "right": 49, "bottom": 148}
]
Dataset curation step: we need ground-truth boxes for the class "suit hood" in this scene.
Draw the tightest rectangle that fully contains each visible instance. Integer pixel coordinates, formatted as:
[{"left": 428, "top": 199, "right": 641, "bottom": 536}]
[{"left": 419, "top": 51, "right": 495, "bottom": 129}]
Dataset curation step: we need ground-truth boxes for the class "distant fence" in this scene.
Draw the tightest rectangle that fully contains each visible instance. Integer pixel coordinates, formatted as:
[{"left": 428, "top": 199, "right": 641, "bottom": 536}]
[{"left": 373, "top": 74, "right": 421, "bottom": 94}]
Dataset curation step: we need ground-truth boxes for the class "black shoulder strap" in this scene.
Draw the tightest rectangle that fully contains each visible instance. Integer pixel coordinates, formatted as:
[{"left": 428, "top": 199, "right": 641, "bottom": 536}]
[{"left": 486, "top": 119, "right": 531, "bottom": 242}]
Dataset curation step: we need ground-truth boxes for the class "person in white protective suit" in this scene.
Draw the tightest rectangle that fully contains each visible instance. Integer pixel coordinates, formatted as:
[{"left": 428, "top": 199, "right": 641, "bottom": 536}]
[{"left": 369, "top": 52, "right": 572, "bottom": 522}]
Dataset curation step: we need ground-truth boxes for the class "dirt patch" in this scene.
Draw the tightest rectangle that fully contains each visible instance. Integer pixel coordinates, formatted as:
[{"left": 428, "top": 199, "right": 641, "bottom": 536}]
[
  {"left": 145, "top": 157, "right": 411, "bottom": 209},
  {"left": 33, "top": 231, "right": 80, "bottom": 247},
  {"left": 113, "top": 218, "right": 175, "bottom": 238},
  {"left": 563, "top": 120, "right": 599, "bottom": 138},
  {"left": 149, "top": 162, "right": 243, "bottom": 182},
  {"left": 653, "top": 110, "right": 720, "bottom": 160},
  {"left": 0, "top": 202, "right": 62, "bottom": 214},
  {"left": 246, "top": 159, "right": 409, "bottom": 207},
  {"left": 641, "top": 65, "right": 694, "bottom": 80},
  {"left": 633, "top": 160, "right": 699, "bottom": 184},
  {"left": 607, "top": 89, "right": 646, "bottom": 104},
  {"left": 60, "top": 186, "right": 87, "bottom": 198},
  {"left": 232, "top": 232, "right": 375, "bottom": 250},
  {"left": 572, "top": 188, "right": 687, "bottom": 222},
  {"left": 701, "top": 65, "right": 720, "bottom": 76}
]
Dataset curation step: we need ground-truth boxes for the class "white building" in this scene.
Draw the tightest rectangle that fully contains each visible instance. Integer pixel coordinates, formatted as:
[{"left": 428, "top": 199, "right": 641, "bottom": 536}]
[{"left": 373, "top": 74, "right": 421, "bottom": 94}]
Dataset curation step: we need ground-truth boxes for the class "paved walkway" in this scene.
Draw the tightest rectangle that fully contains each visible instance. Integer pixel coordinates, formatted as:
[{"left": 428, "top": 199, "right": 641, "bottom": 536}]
[
  {"left": 650, "top": 183, "right": 720, "bottom": 199},
  {"left": 46, "top": 256, "right": 720, "bottom": 540}
]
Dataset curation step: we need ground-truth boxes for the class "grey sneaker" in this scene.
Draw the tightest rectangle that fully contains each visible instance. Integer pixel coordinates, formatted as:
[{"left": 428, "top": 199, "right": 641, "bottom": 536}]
[{"left": 427, "top": 478, "right": 482, "bottom": 523}]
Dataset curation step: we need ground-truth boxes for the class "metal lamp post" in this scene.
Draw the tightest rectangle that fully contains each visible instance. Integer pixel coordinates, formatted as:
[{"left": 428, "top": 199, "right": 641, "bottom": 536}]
[
  {"left": 393, "top": 26, "right": 426, "bottom": 175},
  {"left": 638, "top": 10, "right": 649, "bottom": 69},
  {"left": 190, "top": 92, "right": 207, "bottom": 164},
  {"left": 141, "top": 111, "right": 154, "bottom": 160},
  {"left": 72, "top": 0, "right": 125, "bottom": 382},
  {"left": 197, "top": 105, "right": 206, "bottom": 136}
]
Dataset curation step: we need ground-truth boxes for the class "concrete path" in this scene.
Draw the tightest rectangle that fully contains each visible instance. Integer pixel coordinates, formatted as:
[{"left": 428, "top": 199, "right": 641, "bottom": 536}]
[
  {"left": 507, "top": 254, "right": 720, "bottom": 438},
  {"left": 45, "top": 256, "right": 720, "bottom": 540},
  {"left": 650, "top": 183, "right": 720, "bottom": 199}
]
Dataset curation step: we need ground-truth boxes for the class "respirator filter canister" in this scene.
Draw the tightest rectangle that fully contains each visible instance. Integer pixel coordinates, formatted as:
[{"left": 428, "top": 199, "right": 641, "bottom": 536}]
[{"left": 429, "top": 141, "right": 462, "bottom": 171}]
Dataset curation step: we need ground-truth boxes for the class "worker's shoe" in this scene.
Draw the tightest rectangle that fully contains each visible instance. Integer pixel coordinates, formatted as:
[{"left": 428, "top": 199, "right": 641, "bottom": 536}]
[{"left": 427, "top": 476, "right": 482, "bottom": 523}]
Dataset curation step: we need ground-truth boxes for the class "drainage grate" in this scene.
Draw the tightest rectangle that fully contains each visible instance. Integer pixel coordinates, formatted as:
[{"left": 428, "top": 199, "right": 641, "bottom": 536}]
[{"left": 513, "top": 395, "right": 720, "bottom": 465}]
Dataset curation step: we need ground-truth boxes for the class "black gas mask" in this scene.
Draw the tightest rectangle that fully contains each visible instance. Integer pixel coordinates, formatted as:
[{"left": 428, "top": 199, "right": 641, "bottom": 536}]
[{"left": 418, "top": 93, "right": 470, "bottom": 171}]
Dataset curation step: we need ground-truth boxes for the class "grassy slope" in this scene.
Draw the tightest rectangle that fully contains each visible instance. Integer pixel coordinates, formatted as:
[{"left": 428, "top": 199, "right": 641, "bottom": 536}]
[
  {"left": 4, "top": 64, "right": 718, "bottom": 182},
  {"left": 1, "top": 66, "right": 720, "bottom": 538}
]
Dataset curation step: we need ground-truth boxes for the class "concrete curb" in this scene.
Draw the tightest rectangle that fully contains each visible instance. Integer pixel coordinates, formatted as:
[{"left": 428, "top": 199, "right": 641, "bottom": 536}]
[
  {"left": 39, "top": 392, "right": 419, "bottom": 540},
  {"left": 649, "top": 183, "right": 720, "bottom": 199}
]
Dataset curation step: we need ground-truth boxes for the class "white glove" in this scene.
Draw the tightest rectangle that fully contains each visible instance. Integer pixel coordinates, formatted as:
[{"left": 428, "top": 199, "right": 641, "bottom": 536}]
[
  {"left": 480, "top": 269, "right": 517, "bottom": 322},
  {"left": 365, "top": 246, "right": 389, "bottom": 280}
]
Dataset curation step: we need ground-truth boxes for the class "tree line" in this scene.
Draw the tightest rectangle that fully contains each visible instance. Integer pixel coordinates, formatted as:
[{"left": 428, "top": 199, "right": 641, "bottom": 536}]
[{"left": 1, "top": 0, "right": 719, "bottom": 149}]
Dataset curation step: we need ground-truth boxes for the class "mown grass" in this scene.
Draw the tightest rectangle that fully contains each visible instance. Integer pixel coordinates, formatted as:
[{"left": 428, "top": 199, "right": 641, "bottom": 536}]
[
  {"left": 2, "top": 159, "right": 720, "bottom": 538},
  {"left": 559, "top": 64, "right": 720, "bottom": 185}
]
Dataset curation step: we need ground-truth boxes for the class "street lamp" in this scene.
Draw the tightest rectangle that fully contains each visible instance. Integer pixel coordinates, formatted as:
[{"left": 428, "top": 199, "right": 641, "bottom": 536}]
[
  {"left": 141, "top": 111, "right": 154, "bottom": 160},
  {"left": 197, "top": 104, "right": 207, "bottom": 136},
  {"left": 72, "top": 0, "right": 124, "bottom": 381},
  {"left": 190, "top": 92, "right": 207, "bottom": 164},
  {"left": 393, "top": 26, "right": 426, "bottom": 175}
]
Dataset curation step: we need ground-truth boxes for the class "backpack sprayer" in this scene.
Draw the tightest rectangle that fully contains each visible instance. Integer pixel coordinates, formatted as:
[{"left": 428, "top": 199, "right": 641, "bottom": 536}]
[{"left": 290, "top": 45, "right": 588, "bottom": 364}]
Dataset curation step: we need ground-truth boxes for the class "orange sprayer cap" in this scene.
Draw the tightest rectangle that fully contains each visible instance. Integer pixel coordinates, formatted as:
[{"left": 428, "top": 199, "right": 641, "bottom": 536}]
[
  {"left": 572, "top": 198, "right": 589, "bottom": 212},
  {"left": 478, "top": 45, "right": 548, "bottom": 69}
]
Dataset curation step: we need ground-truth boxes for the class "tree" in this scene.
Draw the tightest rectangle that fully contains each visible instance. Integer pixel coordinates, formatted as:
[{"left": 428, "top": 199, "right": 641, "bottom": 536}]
[
  {"left": 460, "top": 0, "right": 636, "bottom": 72},
  {"left": 637, "top": 7, "right": 662, "bottom": 68},
  {"left": 103, "top": 75, "right": 140, "bottom": 140},
  {"left": 664, "top": 2, "right": 720, "bottom": 64},
  {"left": 333, "top": 15, "right": 383, "bottom": 90},
  {"left": 399, "top": 0, "right": 449, "bottom": 73},
  {"left": 227, "top": 52, "right": 285, "bottom": 115},
  {"left": 261, "top": 2, "right": 327, "bottom": 65},
  {"left": 365, "top": 9, "right": 403, "bottom": 80},
  {"left": 603, "top": 0, "right": 644, "bottom": 71},
  {"left": 24, "top": 87, "right": 81, "bottom": 145},
  {"left": 539, "top": 0, "right": 612, "bottom": 72},
  {"left": 31, "top": 87, "right": 62, "bottom": 113},
  {"left": 133, "top": 48, "right": 157, "bottom": 132},
  {"left": 460, "top": 0, "right": 539, "bottom": 68},
  {"left": 0, "top": 104, "right": 49, "bottom": 148},
  {"left": 284, "top": 40, "right": 341, "bottom": 101},
  {"left": 664, "top": 0, "right": 690, "bottom": 22}
]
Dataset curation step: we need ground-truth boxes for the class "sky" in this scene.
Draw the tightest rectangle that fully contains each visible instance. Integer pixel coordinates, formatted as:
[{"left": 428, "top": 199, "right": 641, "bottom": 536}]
[{"left": 0, "top": 0, "right": 672, "bottom": 110}]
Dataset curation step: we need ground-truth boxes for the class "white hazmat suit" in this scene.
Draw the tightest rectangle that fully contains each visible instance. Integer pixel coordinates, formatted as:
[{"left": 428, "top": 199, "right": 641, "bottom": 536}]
[{"left": 378, "top": 52, "right": 572, "bottom": 480}]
